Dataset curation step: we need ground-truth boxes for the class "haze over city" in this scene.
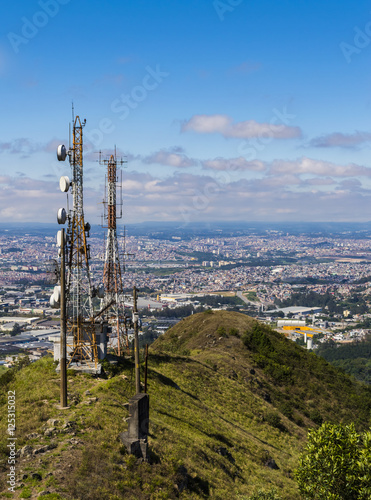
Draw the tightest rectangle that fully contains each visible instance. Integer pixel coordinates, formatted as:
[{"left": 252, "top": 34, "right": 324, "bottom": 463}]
[{"left": 1, "top": 0, "right": 371, "bottom": 224}]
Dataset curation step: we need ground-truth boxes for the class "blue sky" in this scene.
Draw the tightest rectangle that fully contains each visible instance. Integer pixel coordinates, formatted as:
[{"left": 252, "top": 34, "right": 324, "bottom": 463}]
[{"left": 1, "top": 0, "right": 371, "bottom": 224}]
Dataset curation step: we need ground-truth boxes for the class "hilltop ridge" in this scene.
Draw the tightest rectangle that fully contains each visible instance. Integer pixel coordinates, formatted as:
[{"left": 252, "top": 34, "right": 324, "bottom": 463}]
[
  {"left": 0, "top": 310, "right": 370, "bottom": 499},
  {"left": 151, "top": 310, "right": 371, "bottom": 429}
]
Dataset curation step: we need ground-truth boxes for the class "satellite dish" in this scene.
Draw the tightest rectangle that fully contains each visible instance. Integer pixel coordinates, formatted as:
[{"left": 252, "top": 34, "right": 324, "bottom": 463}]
[
  {"left": 57, "top": 144, "right": 67, "bottom": 161},
  {"left": 57, "top": 208, "right": 67, "bottom": 225},
  {"left": 59, "top": 176, "right": 70, "bottom": 193}
]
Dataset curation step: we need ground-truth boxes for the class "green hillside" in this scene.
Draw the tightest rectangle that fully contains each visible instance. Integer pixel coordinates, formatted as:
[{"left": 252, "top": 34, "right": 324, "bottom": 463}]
[
  {"left": 0, "top": 310, "right": 370, "bottom": 499},
  {"left": 316, "top": 336, "right": 371, "bottom": 385}
]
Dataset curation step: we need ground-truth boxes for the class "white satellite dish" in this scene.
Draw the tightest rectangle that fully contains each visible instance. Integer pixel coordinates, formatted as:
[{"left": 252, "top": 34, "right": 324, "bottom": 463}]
[
  {"left": 59, "top": 176, "right": 70, "bottom": 193},
  {"left": 57, "top": 144, "right": 67, "bottom": 161},
  {"left": 57, "top": 207, "right": 67, "bottom": 225}
]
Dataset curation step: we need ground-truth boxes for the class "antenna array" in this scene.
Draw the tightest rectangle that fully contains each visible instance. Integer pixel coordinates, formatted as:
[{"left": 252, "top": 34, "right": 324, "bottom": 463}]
[{"left": 52, "top": 114, "right": 106, "bottom": 371}]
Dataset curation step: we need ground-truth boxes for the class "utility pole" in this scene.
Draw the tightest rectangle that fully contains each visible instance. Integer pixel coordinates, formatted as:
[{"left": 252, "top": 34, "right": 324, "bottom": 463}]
[
  {"left": 133, "top": 286, "right": 140, "bottom": 394},
  {"left": 60, "top": 228, "right": 67, "bottom": 407}
]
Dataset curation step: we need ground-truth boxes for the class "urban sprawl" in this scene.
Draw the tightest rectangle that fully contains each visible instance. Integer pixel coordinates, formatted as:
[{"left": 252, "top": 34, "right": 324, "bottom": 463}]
[{"left": 1, "top": 228, "right": 371, "bottom": 365}]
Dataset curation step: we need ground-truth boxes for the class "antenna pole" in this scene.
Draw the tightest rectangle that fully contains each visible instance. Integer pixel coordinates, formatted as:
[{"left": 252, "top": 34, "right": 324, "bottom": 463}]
[
  {"left": 144, "top": 344, "right": 148, "bottom": 393},
  {"left": 60, "top": 228, "right": 67, "bottom": 407},
  {"left": 133, "top": 286, "right": 140, "bottom": 394}
]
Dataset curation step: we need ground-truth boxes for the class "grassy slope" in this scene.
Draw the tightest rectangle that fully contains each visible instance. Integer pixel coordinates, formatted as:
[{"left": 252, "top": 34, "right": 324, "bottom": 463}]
[{"left": 0, "top": 310, "right": 370, "bottom": 499}]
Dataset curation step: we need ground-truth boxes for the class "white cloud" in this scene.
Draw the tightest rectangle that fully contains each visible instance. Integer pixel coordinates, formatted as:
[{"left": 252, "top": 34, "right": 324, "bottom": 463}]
[
  {"left": 303, "top": 177, "right": 336, "bottom": 186},
  {"left": 0, "top": 138, "right": 39, "bottom": 157},
  {"left": 254, "top": 175, "right": 302, "bottom": 188},
  {"left": 181, "top": 114, "right": 301, "bottom": 139},
  {"left": 1, "top": 163, "right": 371, "bottom": 224},
  {"left": 202, "top": 157, "right": 266, "bottom": 172},
  {"left": 310, "top": 131, "right": 371, "bottom": 148},
  {"left": 143, "top": 148, "right": 196, "bottom": 168},
  {"left": 0, "top": 176, "right": 59, "bottom": 222},
  {"left": 270, "top": 157, "right": 371, "bottom": 177},
  {"left": 182, "top": 115, "right": 230, "bottom": 134}
]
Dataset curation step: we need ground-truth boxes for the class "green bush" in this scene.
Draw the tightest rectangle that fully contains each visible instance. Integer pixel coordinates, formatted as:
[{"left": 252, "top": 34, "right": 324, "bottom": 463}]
[
  {"left": 229, "top": 327, "right": 239, "bottom": 336},
  {"left": 216, "top": 326, "right": 227, "bottom": 337},
  {"left": 265, "top": 411, "right": 285, "bottom": 431},
  {"left": 295, "top": 422, "right": 371, "bottom": 499}
]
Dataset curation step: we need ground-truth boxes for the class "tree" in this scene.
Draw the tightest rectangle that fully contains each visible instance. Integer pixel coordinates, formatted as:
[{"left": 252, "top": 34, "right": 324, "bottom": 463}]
[
  {"left": 10, "top": 323, "right": 22, "bottom": 336},
  {"left": 12, "top": 354, "right": 31, "bottom": 371},
  {"left": 295, "top": 422, "right": 371, "bottom": 499}
]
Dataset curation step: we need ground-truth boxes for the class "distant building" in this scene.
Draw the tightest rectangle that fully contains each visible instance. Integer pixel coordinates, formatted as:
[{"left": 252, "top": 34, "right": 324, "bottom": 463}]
[
  {"left": 277, "top": 319, "right": 306, "bottom": 328},
  {"left": 268, "top": 306, "right": 322, "bottom": 317}
]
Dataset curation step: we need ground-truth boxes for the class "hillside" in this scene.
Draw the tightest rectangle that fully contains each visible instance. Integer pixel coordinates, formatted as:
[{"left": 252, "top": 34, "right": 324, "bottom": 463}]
[
  {"left": 316, "top": 336, "right": 371, "bottom": 385},
  {"left": 1, "top": 310, "right": 371, "bottom": 499}
]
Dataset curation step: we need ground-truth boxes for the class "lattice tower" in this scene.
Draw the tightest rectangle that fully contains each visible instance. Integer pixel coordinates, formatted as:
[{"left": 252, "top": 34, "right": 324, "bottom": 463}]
[
  {"left": 65, "top": 116, "right": 98, "bottom": 366},
  {"left": 101, "top": 152, "right": 128, "bottom": 355}
]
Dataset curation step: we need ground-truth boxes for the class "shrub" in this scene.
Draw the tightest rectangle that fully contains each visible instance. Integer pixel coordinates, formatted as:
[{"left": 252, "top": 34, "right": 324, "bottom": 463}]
[
  {"left": 216, "top": 326, "right": 227, "bottom": 337},
  {"left": 295, "top": 422, "right": 371, "bottom": 499},
  {"left": 309, "top": 409, "right": 323, "bottom": 425},
  {"left": 265, "top": 411, "right": 285, "bottom": 431}
]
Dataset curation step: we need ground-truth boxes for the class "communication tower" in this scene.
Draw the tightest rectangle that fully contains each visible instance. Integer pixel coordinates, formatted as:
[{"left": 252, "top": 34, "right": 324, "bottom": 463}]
[
  {"left": 100, "top": 150, "right": 129, "bottom": 355},
  {"left": 52, "top": 112, "right": 106, "bottom": 371}
]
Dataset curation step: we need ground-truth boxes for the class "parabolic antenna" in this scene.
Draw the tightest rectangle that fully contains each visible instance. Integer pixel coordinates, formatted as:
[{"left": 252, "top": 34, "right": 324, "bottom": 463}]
[
  {"left": 97, "top": 284, "right": 104, "bottom": 298},
  {"left": 57, "top": 207, "right": 67, "bottom": 225},
  {"left": 57, "top": 144, "right": 67, "bottom": 161},
  {"left": 59, "top": 176, "right": 70, "bottom": 193}
]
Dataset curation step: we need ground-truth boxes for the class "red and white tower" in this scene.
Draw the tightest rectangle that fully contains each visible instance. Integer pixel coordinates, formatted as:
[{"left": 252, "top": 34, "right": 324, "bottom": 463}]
[{"left": 100, "top": 151, "right": 128, "bottom": 355}]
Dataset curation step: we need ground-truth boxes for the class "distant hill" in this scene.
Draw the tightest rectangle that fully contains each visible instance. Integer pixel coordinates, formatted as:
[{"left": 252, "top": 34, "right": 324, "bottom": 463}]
[{"left": 1, "top": 310, "right": 370, "bottom": 499}]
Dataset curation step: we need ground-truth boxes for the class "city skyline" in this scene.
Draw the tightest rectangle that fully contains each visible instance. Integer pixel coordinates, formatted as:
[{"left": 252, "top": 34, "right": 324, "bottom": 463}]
[{"left": 1, "top": 0, "right": 371, "bottom": 224}]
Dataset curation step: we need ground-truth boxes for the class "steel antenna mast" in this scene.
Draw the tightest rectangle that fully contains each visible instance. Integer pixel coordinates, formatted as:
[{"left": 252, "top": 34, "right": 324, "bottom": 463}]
[
  {"left": 56, "top": 114, "right": 100, "bottom": 369},
  {"left": 100, "top": 149, "right": 128, "bottom": 355}
]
